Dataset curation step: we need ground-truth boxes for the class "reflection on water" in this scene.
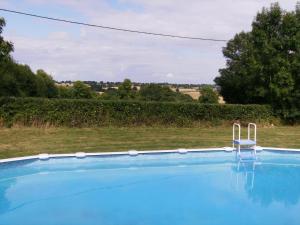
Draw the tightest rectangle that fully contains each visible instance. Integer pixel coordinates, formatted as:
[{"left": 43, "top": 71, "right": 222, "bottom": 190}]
[
  {"left": 232, "top": 160, "right": 256, "bottom": 191},
  {"left": 232, "top": 159, "right": 300, "bottom": 206},
  {"left": 247, "top": 163, "right": 300, "bottom": 206}
]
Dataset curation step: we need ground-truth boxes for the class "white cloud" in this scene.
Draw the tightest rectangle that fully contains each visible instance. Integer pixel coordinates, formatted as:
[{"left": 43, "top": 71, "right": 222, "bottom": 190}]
[
  {"left": 3, "top": 0, "right": 299, "bottom": 83},
  {"left": 166, "top": 73, "right": 174, "bottom": 78}
]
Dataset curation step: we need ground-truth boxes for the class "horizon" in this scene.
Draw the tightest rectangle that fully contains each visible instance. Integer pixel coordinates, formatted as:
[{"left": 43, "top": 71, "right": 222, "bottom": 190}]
[
  {"left": 56, "top": 79, "right": 216, "bottom": 86},
  {"left": 0, "top": 0, "right": 298, "bottom": 84}
]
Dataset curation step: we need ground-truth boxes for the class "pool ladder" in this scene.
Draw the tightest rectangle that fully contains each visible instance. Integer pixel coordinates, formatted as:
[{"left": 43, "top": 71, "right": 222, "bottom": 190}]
[{"left": 233, "top": 123, "right": 257, "bottom": 161}]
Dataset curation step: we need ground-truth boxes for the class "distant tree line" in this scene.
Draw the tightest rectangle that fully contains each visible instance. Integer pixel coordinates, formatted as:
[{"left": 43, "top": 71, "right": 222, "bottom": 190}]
[
  {"left": 100, "top": 79, "right": 192, "bottom": 102},
  {"left": 57, "top": 80, "right": 217, "bottom": 93},
  {"left": 99, "top": 79, "right": 219, "bottom": 103}
]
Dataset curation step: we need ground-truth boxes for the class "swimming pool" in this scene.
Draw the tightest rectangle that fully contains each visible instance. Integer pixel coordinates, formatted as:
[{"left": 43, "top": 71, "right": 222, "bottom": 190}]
[{"left": 0, "top": 150, "right": 300, "bottom": 225}]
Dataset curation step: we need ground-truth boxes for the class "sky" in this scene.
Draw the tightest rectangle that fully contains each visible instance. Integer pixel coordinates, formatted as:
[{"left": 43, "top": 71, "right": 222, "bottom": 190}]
[{"left": 0, "top": 0, "right": 298, "bottom": 84}]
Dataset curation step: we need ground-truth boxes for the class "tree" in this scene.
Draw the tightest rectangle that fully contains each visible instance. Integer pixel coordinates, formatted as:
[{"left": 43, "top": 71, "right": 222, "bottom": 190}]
[
  {"left": 0, "top": 59, "right": 18, "bottom": 96},
  {"left": 199, "top": 86, "right": 219, "bottom": 104},
  {"left": 214, "top": 3, "right": 300, "bottom": 121},
  {"left": 117, "top": 78, "right": 136, "bottom": 99},
  {"left": 100, "top": 88, "right": 120, "bottom": 100},
  {"left": 0, "top": 18, "right": 13, "bottom": 62},
  {"left": 139, "top": 84, "right": 193, "bottom": 102},
  {"left": 0, "top": 18, "right": 38, "bottom": 97},
  {"left": 36, "top": 69, "right": 58, "bottom": 98},
  {"left": 83, "top": 81, "right": 103, "bottom": 92},
  {"left": 139, "top": 84, "right": 173, "bottom": 101},
  {"left": 100, "top": 79, "right": 137, "bottom": 100},
  {"left": 0, "top": 18, "right": 17, "bottom": 97},
  {"left": 13, "top": 63, "right": 39, "bottom": 97},
  {"left": 57, "top": 86, "right": 73, "bottom": 98},
  {"left": 0, "top": 60, "right": 39, "bottom": 97},
  {"left": 72, "top": 81, "right": 94, "bottom": 99}
]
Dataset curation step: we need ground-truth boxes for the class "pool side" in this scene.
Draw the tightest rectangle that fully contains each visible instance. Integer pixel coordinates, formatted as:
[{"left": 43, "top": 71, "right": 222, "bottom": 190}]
[{"left": 1, "top": 147, "right": 300, "bottom": 164}]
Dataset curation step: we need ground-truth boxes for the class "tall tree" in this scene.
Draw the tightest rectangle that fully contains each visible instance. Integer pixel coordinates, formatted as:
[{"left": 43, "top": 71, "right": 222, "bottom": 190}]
[
  {"left": 215, "top": 3, "right": 300, "bottom": 121},
  {"left": 0, "top": 18, "right": 13, "bottom": 62},
  {"left": 0, "top": 17, "right": 16, "bottom": 97},
  {"left": 0, "top": 18, "right": 38, "bottom": 97}
]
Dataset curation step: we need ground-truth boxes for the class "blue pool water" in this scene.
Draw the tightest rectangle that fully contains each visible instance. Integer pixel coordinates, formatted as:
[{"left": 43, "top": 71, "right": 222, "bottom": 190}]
[{"left": 1, "top": 151, "right": 300, "bottom": 225}]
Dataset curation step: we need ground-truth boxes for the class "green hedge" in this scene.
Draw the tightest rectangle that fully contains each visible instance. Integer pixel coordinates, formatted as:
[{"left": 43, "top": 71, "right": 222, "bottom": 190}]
[{"left": 0, "top": 97, "right": 274, "bottom": 127}]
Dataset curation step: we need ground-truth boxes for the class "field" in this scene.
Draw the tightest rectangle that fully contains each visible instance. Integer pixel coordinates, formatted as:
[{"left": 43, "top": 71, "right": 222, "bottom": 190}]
[{"left": 0, "top": 126, "right": 300, "bottom": 159}]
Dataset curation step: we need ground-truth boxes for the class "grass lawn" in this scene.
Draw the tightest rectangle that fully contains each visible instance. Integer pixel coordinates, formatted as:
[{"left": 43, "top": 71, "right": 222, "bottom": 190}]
[{"left": 0, "top": 126, "right": 300, "bottom": 159}]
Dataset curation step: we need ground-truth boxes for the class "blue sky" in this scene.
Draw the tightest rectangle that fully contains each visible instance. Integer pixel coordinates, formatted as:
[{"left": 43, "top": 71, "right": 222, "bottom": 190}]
[{"left": 0, "top": 0, "right": 298, "bottom": 83}]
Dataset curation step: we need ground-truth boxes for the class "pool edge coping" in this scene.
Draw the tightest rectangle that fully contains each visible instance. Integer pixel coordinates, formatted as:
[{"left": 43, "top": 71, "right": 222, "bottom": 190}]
[
  {"left": 1, "top": 147, "right": 300, "bottom": 164},
  {"left": 0, "top": 148, "right": 227, "bottom": 163}
]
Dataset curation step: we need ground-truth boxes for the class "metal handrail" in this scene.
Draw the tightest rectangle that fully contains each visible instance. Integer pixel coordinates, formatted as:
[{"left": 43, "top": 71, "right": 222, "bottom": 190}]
[
  {"left": 248, "top": 123, "right": 256, "bottom": 142},
  {"left": 233, "top": 123, "right": 240, "bottom": 148},
  {"left": 233, "top": 123, "right": 257, "bottom": 159}
]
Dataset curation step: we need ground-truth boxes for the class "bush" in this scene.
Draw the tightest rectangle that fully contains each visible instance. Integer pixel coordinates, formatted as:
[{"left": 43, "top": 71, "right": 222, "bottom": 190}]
[
  {"left": 199, "top": 86, "right": 219, "bottom": 104},
  {"left": 139, "top": 84, "right": 193, "bottom": 102},
  {"left": 0, "top": 97, "right": 274, "bottom": 127}
]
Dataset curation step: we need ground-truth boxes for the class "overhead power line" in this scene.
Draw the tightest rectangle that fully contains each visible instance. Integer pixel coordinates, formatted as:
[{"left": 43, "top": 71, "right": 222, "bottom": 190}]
[{"left": 0, "top": 8, "right": 228, "bottom": 42}]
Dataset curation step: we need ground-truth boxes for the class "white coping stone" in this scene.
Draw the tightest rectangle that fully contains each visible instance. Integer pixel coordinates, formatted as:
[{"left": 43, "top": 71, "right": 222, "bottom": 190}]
[
  {"left": 128, "top": 150, "right": 139, "bottom": 156},
  {"left": 140, "top": 149, "right": 177, "bottom": 154},
  {"left": 39, "top": 153, "right": 49, "bottom": 160},
  {"left": 263, "top": 147, "right": 300, "bottom": 152},
  {"left": 223, "top": 147, "right": 234, "bottom": 152},
  {"left": 188, "top": 148, "right": 223, "bottom": 152},
  {"left": 178, "top": 149, "right": 188, "bottom": 154},
  {"left": 1, "top": 147, "right": 300, "bottom": 163},
  {"left": 75, "top": 152, "right": 86, "bottom": 158},
  {"left": 51, "top": 153, "right": 76, "bottom": 158},
  {"left": 0, "top": 155, "right": 37, "bottom": 163},
  {"left": 255, "top": 146, "right": 263, "bottom": 151},
  {"left": 86, "top": 152, "right": 128, "bottom": 157}
]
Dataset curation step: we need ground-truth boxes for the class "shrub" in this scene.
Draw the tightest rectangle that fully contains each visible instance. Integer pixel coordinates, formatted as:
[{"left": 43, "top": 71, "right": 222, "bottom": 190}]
[
  {"left": 0, "top": 97, "right": 274, "bottom": 127},
  {"left": 199, "top": 86, "right": 219, "bottom": 104},
  {"left": 139, "top": 84, "right": 193, "bottom": 102}
]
